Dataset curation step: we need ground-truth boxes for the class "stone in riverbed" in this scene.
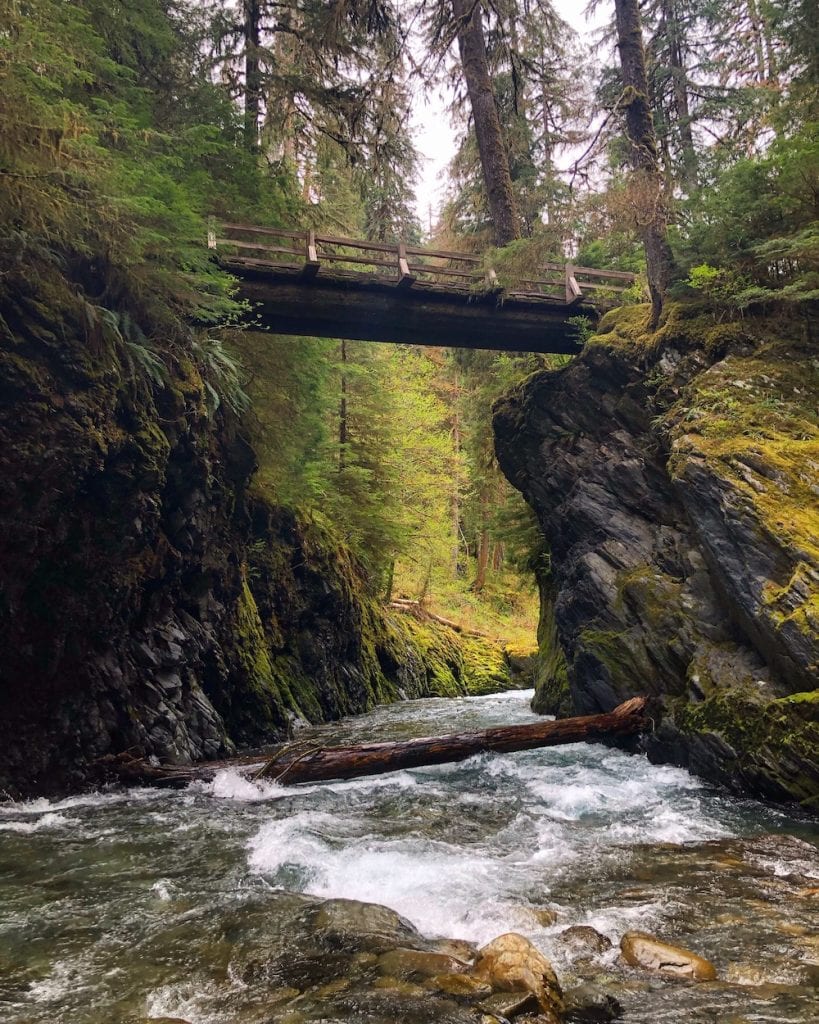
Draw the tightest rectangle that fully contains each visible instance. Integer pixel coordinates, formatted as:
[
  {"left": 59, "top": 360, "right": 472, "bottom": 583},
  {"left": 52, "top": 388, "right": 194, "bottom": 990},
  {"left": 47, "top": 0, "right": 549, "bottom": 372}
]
[
  {"left": 311, "top": 897, "right": 423, "bottom": 953},
  {"left": 559, "top": 926, "right": 613, "bottom": 956},
  {"left": 431, "top": 972, "right": 493, "bottom": 1000},
  {"left": 377, "top": 947, "right": 469, "bottom": 980},
  {"left": 563, "top": 982, "right": 624, "bottom": 1022},
  {"left": 473, "top": 932, "right": 563, "bottom": 1015},
  {"left": 478, "top": 990, "right": 541, "bottom": 1017},
  {"left": 619, "top": 931, "right": 717, "bottom": 980}
]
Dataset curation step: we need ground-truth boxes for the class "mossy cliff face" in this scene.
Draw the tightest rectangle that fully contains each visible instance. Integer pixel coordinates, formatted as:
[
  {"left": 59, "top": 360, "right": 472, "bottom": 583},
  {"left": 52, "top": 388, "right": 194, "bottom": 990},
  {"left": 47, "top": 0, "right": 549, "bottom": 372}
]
[
  {"left": 0, "top": 281, "right": 516, "bottom": 798},
  {"left": 494, "top": 303, "right": 819, "bottom": 806}
]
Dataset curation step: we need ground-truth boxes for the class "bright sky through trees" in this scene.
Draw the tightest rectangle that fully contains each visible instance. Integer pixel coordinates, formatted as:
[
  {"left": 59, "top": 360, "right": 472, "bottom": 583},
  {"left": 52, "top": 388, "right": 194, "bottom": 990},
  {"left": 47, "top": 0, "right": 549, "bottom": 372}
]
[{"left": 411, "top": 0, "right": 603, "bottom": 220}]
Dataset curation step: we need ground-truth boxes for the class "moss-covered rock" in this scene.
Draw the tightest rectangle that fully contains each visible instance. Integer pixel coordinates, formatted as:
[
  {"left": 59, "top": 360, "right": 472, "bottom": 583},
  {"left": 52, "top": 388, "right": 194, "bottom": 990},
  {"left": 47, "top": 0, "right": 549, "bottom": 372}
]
[
  {"left": 494, "top": 300, "right": 819, "bottom": 805},
  {"left": 0, "top": 276, "right": 522, "bottom": 797}
]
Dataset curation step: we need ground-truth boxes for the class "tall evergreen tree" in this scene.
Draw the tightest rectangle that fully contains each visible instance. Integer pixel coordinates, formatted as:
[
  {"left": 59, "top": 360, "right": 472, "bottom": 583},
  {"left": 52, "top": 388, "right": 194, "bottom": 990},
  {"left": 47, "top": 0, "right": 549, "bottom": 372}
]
[{"left": 613, "top": 0, "right": 674, "bottom": 326}]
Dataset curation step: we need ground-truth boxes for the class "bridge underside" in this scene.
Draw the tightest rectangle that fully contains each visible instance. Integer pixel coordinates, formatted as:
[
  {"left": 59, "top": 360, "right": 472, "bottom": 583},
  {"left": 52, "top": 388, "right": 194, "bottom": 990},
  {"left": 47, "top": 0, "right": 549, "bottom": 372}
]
[{"left": 233, "top": 266, "right": 593, "bottom": 353}]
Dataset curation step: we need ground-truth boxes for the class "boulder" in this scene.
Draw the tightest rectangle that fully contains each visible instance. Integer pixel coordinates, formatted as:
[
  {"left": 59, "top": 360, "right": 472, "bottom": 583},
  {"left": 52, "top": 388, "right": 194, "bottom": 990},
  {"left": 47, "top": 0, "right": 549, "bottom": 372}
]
[
  {"left": 619, "top": 931, "right": 717, "bottom": 980},
  {"left": 311, "top": 898, "right": 423, "bottom": 954},
  {"left": 473, "top": 932, "right": 563, "bottom": 1015}
]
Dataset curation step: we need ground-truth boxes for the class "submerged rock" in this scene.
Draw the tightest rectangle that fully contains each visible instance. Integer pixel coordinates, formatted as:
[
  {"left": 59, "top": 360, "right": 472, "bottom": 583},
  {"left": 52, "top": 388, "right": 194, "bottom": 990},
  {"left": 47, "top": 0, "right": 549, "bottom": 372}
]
[
  {"left": 377, "top": 947, "right": 469, "bottom": 979},
  {"left": 311, "top": 898, "right": 424, "bottom": 954},
  {"left": 619, "top": 931, "right": 717, "bottom": 981},
  {"left": 563, "top": 982, "right": 624, "bottom": 1022},
  {"left": 559, "top": 926, "right": 613, "bottom": 956}
]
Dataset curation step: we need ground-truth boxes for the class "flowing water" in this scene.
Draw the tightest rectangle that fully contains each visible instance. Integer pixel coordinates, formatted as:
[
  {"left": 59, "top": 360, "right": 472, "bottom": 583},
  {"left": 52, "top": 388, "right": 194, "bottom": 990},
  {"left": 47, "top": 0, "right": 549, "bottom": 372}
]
[{"left": 1, "top": 690, "right": 817, "bottom": 1024}]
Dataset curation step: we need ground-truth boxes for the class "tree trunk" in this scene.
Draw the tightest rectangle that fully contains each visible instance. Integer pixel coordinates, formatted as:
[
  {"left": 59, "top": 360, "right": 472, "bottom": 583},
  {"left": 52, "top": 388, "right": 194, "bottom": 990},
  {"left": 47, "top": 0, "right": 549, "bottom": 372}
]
[
  {"left": 614, "top": 0, "right": 674, "bottom": 327},
  {"left": 244, "top": 0, "right": 262, "bottom": 152},
  {"left": 451, "top": 0, "right": 521, "bottom": 246},
  {"left": 338, "top": 339, "right": 348, "bottom": 471},
  {"left": 256, "top": 697, "right": 649, "bottom": 784},
  {"left": 663, "top": 0, "right": 697, "bottom": 192}
]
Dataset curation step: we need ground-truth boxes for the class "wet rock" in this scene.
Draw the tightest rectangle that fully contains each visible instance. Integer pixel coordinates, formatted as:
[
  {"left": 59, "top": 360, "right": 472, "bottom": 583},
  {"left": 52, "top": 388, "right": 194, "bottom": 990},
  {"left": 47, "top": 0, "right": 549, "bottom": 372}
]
[
  {"left": 619, "top": 931, "right": 717, "bottom": 981},
  {"left": 559, "top": 926, "right": 613, "bottom": 956},
  {"left": 431, "top": 937, "right": 479, "bottom": 962},
  {"left": 479, "top": 990, "right": 541, "bottom": 1017},
  {"left": 431, "top": 972, "right": 493, "bottom": 1000},
  {"left": 563, "top": 982, "right": 624, "bottom": 1022},
  {"left": 377, "top": 947, "right": 469, "bottom": 980},
  {"left": 311, "top": 898, "right": 423, "bottom": 954},
  {"left": 473, "top": 932, "right": 563, "bottom": 1015},
  {"left": 492, "top": 304, "right": 819, "bottom": 805}
]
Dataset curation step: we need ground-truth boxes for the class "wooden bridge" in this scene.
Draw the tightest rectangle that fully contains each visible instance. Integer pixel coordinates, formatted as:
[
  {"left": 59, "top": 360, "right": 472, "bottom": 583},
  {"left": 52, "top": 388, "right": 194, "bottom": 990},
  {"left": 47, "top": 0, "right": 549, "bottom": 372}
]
[{"left": 209, "top": 222, "right": 637, "bottom": 353}]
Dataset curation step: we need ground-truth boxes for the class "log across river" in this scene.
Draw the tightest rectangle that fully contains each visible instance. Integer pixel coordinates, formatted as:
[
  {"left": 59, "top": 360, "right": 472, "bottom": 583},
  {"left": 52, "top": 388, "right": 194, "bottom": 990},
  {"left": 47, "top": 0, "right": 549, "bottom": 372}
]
[
  {"left": 257, "top": 697, "right": 649, "bottom": 785},
  {"left": 97, "top": 697, "right": 649, "bottom": 788}
]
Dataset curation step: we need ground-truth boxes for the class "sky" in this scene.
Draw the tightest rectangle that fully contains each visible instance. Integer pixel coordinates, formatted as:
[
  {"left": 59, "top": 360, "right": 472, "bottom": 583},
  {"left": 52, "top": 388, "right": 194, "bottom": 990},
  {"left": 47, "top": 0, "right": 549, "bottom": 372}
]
[{"left": 410, "top": 0, "right": 605, "bottom": 220}]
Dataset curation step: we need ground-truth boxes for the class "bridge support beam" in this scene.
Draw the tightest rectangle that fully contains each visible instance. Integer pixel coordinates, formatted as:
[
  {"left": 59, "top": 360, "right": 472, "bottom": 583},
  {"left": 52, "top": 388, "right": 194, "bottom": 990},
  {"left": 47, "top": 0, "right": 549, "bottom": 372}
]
[{"left": 234, "top": 270, "right": 593, "bottom": 354}]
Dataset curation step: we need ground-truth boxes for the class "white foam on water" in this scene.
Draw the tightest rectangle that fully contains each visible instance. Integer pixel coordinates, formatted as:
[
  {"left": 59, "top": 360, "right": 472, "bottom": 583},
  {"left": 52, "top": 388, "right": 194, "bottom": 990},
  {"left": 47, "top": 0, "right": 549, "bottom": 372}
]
[
  {"left": 151, "top": 879, "right": 175, "bottom": 900},
  {"left": 27, "top": 957, "right": 95, "bottom": 1003},
  {"left": 0, "top": 812, "right": 77, "bottom": 833},
  {"left": 145, "top": 980, "right": 226, "bottom": 1024},
  {"left": 0, "top": 787, "right": 162, "bottom": 816}
]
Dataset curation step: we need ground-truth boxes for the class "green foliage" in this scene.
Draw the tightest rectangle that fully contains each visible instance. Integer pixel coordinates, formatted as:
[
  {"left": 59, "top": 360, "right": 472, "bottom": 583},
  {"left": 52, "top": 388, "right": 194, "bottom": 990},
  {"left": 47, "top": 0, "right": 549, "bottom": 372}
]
[{"left": 681, "top": 127, "right": 819, "bottom": 304}]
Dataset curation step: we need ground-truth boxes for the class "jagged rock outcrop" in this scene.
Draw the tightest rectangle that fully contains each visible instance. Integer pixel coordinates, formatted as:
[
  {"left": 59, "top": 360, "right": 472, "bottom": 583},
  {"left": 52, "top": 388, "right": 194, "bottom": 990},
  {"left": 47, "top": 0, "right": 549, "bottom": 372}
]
[
  {"left": 494, "top": 303, "right": 819, "bottom": 806},
  {"left": 0, "top": 278, "right": 517, "bottom": 798}
]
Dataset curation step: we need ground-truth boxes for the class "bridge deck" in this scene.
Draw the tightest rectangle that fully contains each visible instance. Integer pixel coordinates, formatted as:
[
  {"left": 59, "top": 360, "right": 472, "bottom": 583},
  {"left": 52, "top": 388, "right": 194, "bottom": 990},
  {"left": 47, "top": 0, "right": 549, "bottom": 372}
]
[{"left": 209, "top": 223, "right": 637, "bottom": 352}]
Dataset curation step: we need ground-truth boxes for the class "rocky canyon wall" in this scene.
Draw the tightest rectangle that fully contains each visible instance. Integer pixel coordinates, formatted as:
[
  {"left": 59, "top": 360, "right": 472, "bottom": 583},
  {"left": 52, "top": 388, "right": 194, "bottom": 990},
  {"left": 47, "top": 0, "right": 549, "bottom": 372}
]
[{"left": 494, "top": 303, "right": 818, "bottom": 806}]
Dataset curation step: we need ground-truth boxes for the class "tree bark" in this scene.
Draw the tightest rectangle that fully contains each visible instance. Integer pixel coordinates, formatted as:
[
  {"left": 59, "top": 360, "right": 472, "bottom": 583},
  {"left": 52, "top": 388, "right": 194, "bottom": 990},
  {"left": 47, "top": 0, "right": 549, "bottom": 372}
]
[
  {"left": 256, "top": 697, "right": 649, "bottom": 784},
  {"left": 662, "top": 0, "right": 697, "bottom": 192},
  {"left": 338, "top": 339, "right": 348, "bottom": 471},
  {"left": 243, "top": 0, "right": 262, "bottom": 152},
  {"left": 614, "top": 0, "right": 674, "bottom": 327},
  {"left": 451, "top": 0, "right": 521, "bottom": 246}
]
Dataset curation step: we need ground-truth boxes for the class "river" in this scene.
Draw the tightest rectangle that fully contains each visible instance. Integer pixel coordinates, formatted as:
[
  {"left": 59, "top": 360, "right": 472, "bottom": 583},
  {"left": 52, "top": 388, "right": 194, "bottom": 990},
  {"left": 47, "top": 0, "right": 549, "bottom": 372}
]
[{"left": 1, "top": 689, "right": 817, "bottom": 1023}]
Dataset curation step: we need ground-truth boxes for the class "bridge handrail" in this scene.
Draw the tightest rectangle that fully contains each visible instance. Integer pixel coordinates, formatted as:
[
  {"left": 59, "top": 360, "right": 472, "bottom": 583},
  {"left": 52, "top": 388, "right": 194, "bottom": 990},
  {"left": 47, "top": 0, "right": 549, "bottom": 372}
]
[{"left": 207, "top": 221, "right": 638, "bottom": 305}]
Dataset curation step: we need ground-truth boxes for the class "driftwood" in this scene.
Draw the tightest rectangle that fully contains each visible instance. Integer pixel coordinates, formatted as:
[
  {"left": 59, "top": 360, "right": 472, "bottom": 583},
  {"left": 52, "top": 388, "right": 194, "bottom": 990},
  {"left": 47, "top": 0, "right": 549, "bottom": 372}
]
[
  {"left": 95, "top": 697, "right": 648, "bottom": 790},
  {"left": 387, "top": 599, "right": 490, "bottom": 638},
  {"left": 255, "top": 697, "right": 649, "bottom": 785}
]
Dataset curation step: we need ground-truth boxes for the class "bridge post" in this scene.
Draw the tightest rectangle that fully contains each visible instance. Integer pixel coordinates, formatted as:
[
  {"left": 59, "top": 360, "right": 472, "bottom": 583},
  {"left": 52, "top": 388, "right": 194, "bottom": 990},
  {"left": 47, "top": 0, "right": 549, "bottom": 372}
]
[
  {"left": 565, "top": 263, "right": 582, "bottom": 304},
  {"left": 301, "top": 229, "right": 320, "bottom": 280},
  {"left": 397, "top": 242, "right": 416, "bottom": 289}
]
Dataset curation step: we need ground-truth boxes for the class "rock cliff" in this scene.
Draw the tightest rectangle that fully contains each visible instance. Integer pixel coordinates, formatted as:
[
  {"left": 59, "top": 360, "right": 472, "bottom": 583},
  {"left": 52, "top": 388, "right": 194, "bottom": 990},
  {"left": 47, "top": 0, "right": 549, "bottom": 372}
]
[
  {"left": 494, "top": 303, "right": 818, "bottom": 806},
  {"left": 0, "top": 277, "right": 517, "bottom": 798}
]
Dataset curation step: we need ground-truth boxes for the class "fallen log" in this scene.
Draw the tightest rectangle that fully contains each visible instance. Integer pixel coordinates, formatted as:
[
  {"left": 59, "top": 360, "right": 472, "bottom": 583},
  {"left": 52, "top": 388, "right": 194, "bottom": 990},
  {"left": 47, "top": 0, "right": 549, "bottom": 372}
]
[
  {"left": 94, "top": 697, "right": 649, "bottom": 790},
  {"left": 386, "top": 599, "right": 490, "bottom": 638},
  {"left": 255, "top": 696, "right": 649, "bottom": 785}
]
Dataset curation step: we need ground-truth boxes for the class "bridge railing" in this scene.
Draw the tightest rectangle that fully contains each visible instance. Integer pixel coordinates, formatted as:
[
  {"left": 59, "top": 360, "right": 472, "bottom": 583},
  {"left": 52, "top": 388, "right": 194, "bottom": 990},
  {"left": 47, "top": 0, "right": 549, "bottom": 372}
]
[{"left": 208, "top": 222, "right": 637, "bottom": 305}]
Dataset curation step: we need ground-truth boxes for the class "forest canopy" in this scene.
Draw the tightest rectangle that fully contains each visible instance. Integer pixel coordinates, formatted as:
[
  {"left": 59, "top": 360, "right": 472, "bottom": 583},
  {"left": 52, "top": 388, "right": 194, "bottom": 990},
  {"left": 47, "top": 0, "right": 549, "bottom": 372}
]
[{"left": 1, "top": 0, "right": 816, "bottom": 628}]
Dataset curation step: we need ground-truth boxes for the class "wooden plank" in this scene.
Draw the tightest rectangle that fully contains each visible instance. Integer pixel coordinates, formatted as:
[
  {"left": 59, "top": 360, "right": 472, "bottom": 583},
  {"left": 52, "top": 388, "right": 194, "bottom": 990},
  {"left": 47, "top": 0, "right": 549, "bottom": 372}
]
[
  {"left": 222, "top": 256, "right": 303, "bottom": 272},
  {"left": 408, "top": 264, "right": 482, "bottom": 280},
  {"left": 220, "top": 223, "right": 306, "bottom": 240},
  {"left": 316, "top": 234, "right": 395, "bottom": 254},
  {"left": 405, "top": 245, "right": 481, "bottom": 262},
  {"left": 574, "top": 267, "right": 636, "bottom": 281},
  {"left": 216, "top": 239, "right": 302, "bottom": 257},
  {"left": 578, "top": 281, "right": 631, "bottom": 293},
  {"left": 314, "top": 252, "right": 400, "bottom": 270}
]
